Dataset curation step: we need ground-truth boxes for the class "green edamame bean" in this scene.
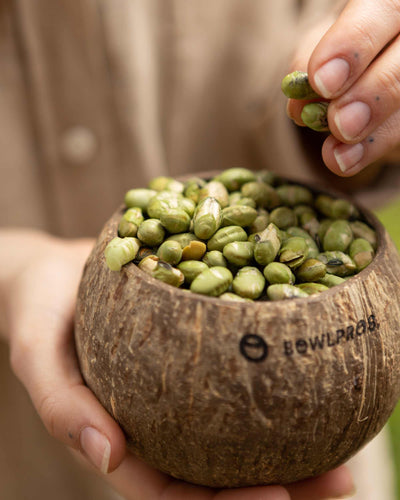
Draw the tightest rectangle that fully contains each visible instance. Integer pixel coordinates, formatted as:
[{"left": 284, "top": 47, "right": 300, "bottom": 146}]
[
  {"left": 219, "top": 292, "right": 253, "bottom": 302},
  {"left": 184, "top": 177, "right": 207, "bottom": 203},
  {"left": 350, "top": 221, "right": 377, "bottom": 250},
  {"left": 269, "top": 206, "right": 297, "bottom": 229},
  {"left": 223, "top": 241, "right": 254, "bottom": 267},
  {"left": 165, "top": 231, "right": 196, "bottom": 244},
  {"left": 256, "top": 170, "right": 278, "bottom": 186},
  {"left": 221, "top": 205, "right": 258, "bottom": 228},
  {"left": 317, "top": 219, "right": 334, "bottom": 243},
  {"left": 207, "top": 226, "right": 248, "bottom": 252},
  {"left": 286, "top": 227, "right": 319, "bottom": 259},
  {"left": 198, "top": 181, "right": 229, "bottom": 208},
  {"left": 295, "top": 258, "right": 326, "bottom": 282},
  {"left": 301, "top": 102, "right": 329, "bottom": 132},
  {"left": 232, "top": 266, "right": 265, "bottom": 300},
  {"left": 267, "top": 283, "right": 308, "bottom": 301},
  {"left": 216, "top": 167, "right": 257, "bottom": 192},
  {"left": 137, "top": 219, "right": 166, "bottom": 247},
  {"left": 253, "top": 223, "right": 281, "bottom": 266},
  {"left": 190, "top": 266, "right": 233, "bottom": 296},
  {"left": 118, "top": 207, "right": 144, "bottom": 237},
  {"left": 228, "top": 192, "right": 243, "bottom": 206},
  {"left": 293, "top": 205, "right": 316, "bottom": 218},
  {"left": 148, "top": 176, "right": 184, "bottom": 193},
  {"left": 178, "top": 260, "right": 209, "bottom": 284},
  {"left": 157, "top": 240, "right": 183, "bottom": 265},
  {"left": 105, "top": 237, "right": 141, "bottom": 271},
  {"left": 248, "top": 209, "right": 270, "bottom": 234},
  {"left": 296, "top": 282, "right": 330, "bottom": 295},
  {"left": 281, "top": 71, "right": 320, "bottom": 100},
  {"left": 318, "top": 274, "right": 346, "bottom": 288},
  {"left": 315, "top": 195, "right": 358, "bottom": 221},
  {"left": 202, "top": 250, "right": 227, "bottom": 268},
  {"left": 241, "top": 181, "right": 281, "bottom": 209},
  {"left": 263, "top": 262, "right": 295, "bottom": 285},
  {"left": 331, "top": 199, "right": 359, "bottom": 220},
  {"left": 139, "top": 255, "right": 184, "bottom": 287},
  {"left": 279, "top": 237, "right": 309, "bottom": 269},
  {"left": 323, "top": 220, "right": 353, "bottom": 252},
  {"left": 160, "top": 209, "right": 191, "bottom": 234},
  {"left": 349, "top": 238, "right": 374, "bottom": 271},
  {"left": 317, "top": 251, "right": 356, "bottom": 277},
  {"left": 181, "top": 240, "right": 207, "bottom": 261},
  {"left": 193, "top": 197, "right": 222, "bottom": 239},
  {"left": 276, "top": 185, "right": 313, "bottom": 207},
  {"left": 235, "top": 197, "right": 257, "bottom": 209},
  {"left": 124, "top": 188, "right": 157, "bottom": 211},
  {"left": 147, "top": 191, "right": 182, "bottom": 219}
]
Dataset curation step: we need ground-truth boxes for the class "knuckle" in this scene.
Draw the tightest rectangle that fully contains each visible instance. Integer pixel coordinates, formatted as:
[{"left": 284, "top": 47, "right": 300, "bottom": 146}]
[
  {"left": 351, "top": 23, "right": 377, "bottom": 57},
  {"left": 376, "top": 66, "right": 400, "bottom": 104},
  {"left": 37, "top": 391, "right": 60, "bottom": 438},
  {"left": 378, "top": 114, "right": 400, "bottom": 148},
  {"left": 384, "top": 0, "right": 400, "bottom": 18}
]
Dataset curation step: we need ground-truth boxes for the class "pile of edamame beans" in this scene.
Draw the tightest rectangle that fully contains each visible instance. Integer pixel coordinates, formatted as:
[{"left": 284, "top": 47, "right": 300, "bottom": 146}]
[{"left": 104, "top": 168, "right": 377, "bottom": 302}]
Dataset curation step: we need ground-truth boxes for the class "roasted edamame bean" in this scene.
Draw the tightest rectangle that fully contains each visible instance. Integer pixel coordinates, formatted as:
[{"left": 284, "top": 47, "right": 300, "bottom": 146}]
[{"left": 105, "top": 169, "right": 377, "bottom": 301}]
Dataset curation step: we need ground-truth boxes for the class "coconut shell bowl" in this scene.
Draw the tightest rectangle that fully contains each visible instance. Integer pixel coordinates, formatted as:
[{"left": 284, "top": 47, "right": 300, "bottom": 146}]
[{"left": 74, "top": 172, "right": 400, "bottom": 488}]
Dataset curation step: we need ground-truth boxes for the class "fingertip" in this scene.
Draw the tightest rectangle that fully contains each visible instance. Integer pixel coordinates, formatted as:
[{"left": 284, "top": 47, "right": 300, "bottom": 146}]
[
  {"left": 318, "top": 465, "right": 356, "bottom": 498},
  {"left": 309, "top": 57, "right": 351, "bottom": 99},
  {"left": 286, "top": 99, "right": 307, "bottom": 127},
  {"left": 37, "top": 382, "right": 127, "bottom": 474},
  {"left": 77, "top": 421, "right": 126, "bottom": 475},
  {"left": 215, "top": 484, "right": 290, "bottom": 500},
  {"left": 322, "top": 135, "right": 365, "bottom": 177},
  {"left": 322, "top": 134, "right": 343, "bottom": 175},
  {"left": 77, "top": 389, "right": 127, "bottom": 473},
  {"left": 103, "top": 422, "right": 127, "bottom": 473},
  {"left": 79, "top": 426, "right": 112, "bottom": 474},
  {"left": 286, "top": 465, "right": 355, "bottom": 500}
]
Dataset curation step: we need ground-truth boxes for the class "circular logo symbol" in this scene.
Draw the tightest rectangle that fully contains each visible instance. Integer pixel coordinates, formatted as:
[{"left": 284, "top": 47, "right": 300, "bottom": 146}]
[{"left": 239, "top": 334, "right": 268, "bottom": 362}]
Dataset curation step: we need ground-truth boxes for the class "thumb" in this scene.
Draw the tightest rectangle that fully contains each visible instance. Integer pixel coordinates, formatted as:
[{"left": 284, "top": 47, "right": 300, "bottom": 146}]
[{"left": 8, "top": 246, "right": 126, "bottom": 474}]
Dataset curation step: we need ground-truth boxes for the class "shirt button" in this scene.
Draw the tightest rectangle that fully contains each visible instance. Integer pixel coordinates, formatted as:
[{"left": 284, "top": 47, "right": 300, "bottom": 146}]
[{"left": 60, "top": 126, "right": 98, "bottom": 165}]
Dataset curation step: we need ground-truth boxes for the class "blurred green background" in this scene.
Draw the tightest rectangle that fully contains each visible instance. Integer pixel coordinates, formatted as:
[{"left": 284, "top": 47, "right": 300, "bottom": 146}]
[{"left": 376, "top": 199, "right": 400, "bottom": 499}]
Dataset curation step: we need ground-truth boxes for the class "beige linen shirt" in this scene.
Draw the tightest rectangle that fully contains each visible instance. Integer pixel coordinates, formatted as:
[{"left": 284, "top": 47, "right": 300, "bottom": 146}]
[{"left": 0, "top": 1, "right": 396, "bottom": 498}]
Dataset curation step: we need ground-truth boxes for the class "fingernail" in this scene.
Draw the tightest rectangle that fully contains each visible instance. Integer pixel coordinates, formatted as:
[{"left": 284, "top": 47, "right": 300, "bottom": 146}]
[
  {"left": 314, "top": 58, "right": 350, "bottom": 98},
  {"left": 334, "top": 101, "right": 371, "bottom": 140},
  {"left": 80, "top": 427, "right": 111, "bottom": 474},
  {"left": 334, "top": 142, "right": 364, "bottom": 173}
]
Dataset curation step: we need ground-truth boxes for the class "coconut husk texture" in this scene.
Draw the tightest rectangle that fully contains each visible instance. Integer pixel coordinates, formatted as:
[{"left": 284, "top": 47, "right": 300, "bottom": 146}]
[{"left": 75, "top": 200, "right": 400, "bottom": 488}]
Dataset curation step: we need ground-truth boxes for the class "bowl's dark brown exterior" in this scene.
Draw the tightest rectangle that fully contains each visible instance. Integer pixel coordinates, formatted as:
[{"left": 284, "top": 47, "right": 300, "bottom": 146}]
[{"left": 75, "top": 184, "right": 400, "bottom": 487}]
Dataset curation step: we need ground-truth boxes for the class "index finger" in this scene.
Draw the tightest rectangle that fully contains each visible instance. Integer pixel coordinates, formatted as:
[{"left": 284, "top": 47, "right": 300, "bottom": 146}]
[{"left": 308, "top": 0, "right": 400, "bottom": 98}]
